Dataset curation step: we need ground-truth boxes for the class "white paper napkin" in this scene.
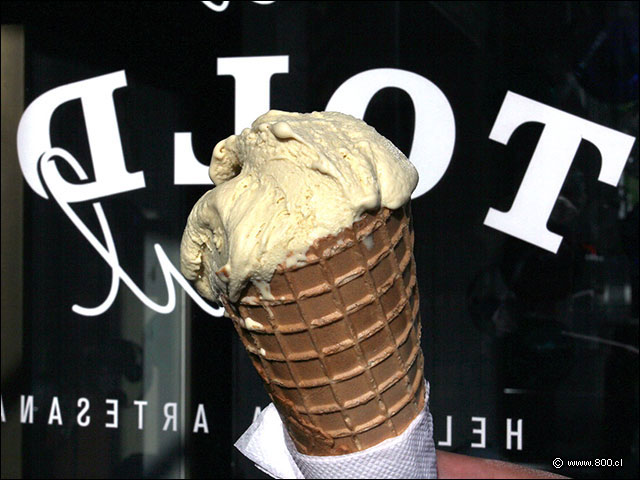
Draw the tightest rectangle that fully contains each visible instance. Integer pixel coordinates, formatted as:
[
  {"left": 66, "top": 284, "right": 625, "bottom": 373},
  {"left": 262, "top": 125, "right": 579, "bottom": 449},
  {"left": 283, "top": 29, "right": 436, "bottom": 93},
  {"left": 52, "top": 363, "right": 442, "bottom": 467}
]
[{"left": 235, "top": 381, "right": 437, "bottom": 479}]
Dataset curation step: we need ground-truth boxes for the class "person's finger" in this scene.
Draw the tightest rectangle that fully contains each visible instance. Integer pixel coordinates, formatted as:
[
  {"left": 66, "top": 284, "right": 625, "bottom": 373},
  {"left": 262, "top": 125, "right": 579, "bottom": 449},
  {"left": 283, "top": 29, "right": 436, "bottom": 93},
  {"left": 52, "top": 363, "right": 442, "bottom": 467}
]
[{"left": 436, "top": 450, "right": 569, "bottom": 479}]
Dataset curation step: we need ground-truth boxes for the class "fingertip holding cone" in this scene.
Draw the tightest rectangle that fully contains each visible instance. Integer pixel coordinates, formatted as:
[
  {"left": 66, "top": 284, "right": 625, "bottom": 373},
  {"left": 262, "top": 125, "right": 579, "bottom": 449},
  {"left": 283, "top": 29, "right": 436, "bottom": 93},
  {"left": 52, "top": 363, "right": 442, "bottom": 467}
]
[{"left": 223, "top": 203, "right": 425, "bottom": 456}]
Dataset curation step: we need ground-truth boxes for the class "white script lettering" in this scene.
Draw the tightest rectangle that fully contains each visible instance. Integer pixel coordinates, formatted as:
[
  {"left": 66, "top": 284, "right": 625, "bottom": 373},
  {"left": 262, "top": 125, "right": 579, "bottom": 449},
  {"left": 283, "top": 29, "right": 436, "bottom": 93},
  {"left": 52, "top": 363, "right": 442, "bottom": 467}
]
[
  {"left": 201, "top": 1, "right": 275, "bottom": 13},
  {"left": 38, "top": 147, "right": 223, "bottom": 317}
]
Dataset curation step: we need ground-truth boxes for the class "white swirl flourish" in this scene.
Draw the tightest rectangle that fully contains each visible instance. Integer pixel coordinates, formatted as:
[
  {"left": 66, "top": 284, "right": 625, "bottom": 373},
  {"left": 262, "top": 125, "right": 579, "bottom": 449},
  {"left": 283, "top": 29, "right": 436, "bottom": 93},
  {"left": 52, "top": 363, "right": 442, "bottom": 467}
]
[{"left": 38, "top": 147, "right": 224, "bottom": 318}]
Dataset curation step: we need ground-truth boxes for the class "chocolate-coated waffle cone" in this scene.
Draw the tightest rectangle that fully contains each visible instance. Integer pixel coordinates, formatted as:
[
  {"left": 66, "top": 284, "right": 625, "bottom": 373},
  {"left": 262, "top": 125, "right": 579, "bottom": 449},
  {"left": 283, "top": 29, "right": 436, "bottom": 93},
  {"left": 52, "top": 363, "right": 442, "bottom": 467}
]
[{"left": 222, "top": 203, "right": 425, "bottom": 456}]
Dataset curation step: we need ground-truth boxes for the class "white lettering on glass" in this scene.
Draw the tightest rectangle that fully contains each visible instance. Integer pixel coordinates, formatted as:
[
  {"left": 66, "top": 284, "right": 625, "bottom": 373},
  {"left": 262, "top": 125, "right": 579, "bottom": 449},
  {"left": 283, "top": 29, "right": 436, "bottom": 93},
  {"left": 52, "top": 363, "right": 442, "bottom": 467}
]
[
  {"left": 218, "top": 55, "right": 289, "bottom": 135},
  {"left": 21, "top": 395, "right": 34, "bottom": 424},
  {"left": 174, "top": 55, "right": 289, "bottom": 185},
  {"left": 173, "top": 133, "right": 213, "bottom": 186},
  {"left": 18, "top": 70, "right": 637, "bottom": 320},
  {"left": 163, "top": 402, "right": 178, "bottom": 432},
  {"left": 471, "top": 416, "right": 486, "bottom": 448},
  {"left": 105, "top": 399, "right": 119, "bottom": 428},
  {"left": 506, "top": 418, "right": 523, "bottom": 450},
  {"left": 77, "top": 398, "right": 91, "bottom": 427},
  {"left": 326, "top": 68, "right": 456, "bottom": 200},
  {"left": 134, "top": 400, "right": 148, "bottom": 430},
  {"left": 437, "top": 415, "right": 453, "bottom": 447},
  {"left": 37, "top": 147, "right": 223, "bottom": 317},
  {"left": 193, "top": 404, "right": 209, "bottom": 433},
  {"left": 48, "top": 397, "right": 63, "bottom": 426},
  {"left": 202, "top": 1, "right": 231, "bottom": 11},
  {"left": 17, "top": 70, "right": 145, "bottom": 202},
  {"left": 201, "top": 1, "right": 275, "bottom": 13},
  {"left": 484, "top": 91, "right": 636, "bottom": 253}
]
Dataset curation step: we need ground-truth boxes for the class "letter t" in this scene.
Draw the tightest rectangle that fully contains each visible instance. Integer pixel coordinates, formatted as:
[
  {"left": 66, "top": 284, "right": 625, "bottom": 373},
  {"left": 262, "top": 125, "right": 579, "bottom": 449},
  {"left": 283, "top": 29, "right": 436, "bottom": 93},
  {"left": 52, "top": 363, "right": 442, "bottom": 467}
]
[{"left": 484, "top": 91, "right": 635, "bottom": 253}]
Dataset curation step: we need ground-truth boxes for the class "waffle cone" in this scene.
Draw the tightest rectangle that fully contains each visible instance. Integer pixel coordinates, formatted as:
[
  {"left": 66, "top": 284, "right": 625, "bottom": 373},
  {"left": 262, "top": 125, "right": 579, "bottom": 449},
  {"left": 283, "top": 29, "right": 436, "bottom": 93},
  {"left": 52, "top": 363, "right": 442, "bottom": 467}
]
[{"left": 222, "top": 203, "right": 425, "bottom": 456}]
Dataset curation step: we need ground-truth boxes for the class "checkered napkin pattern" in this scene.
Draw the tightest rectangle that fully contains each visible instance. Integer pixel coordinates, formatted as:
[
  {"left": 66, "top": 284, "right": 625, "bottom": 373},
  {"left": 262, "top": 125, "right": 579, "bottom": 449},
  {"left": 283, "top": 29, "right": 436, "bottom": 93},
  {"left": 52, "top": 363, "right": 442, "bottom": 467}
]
[{"left": 235, "top": 381, "right": 437, "bottom": 479}]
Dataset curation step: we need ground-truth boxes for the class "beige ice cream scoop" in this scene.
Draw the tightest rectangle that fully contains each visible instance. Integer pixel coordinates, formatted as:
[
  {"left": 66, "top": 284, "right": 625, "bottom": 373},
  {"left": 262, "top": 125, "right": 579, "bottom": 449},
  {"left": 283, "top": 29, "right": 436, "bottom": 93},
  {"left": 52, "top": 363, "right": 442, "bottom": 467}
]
[{"left": 180, "top": 110, "right": 418, "bottom": 303}]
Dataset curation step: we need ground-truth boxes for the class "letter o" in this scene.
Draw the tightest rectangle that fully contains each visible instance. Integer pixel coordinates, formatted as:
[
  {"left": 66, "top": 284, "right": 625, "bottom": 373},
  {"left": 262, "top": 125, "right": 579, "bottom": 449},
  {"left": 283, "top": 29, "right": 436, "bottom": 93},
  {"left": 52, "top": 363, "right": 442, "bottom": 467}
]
[{"left": 326, "top": 68, "right": 456, "bottom": 199}]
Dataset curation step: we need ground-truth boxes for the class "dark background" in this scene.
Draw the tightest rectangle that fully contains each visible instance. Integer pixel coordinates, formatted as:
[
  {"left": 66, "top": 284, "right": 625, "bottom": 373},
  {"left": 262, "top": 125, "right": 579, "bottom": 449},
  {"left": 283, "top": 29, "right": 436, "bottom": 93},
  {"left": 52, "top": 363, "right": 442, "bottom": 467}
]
[{"left": 1, "top": 1, "right": 638, "bottom": 478}]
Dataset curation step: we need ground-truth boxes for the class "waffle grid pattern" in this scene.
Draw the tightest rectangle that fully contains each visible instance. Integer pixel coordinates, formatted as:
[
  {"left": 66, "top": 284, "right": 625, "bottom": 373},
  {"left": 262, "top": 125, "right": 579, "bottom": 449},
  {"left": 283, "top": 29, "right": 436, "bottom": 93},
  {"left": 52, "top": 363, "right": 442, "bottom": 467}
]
[{"left": 224, "top": 204, "right": 425, "bottom": 455}]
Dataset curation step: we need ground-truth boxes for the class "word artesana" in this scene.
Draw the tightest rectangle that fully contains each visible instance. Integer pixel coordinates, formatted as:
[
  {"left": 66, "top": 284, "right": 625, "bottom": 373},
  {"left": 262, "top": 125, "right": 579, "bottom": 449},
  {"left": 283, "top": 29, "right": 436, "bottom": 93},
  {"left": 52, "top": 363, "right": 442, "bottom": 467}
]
[{"left": 2, "top": 395, "right": 523, "bottom": 450}]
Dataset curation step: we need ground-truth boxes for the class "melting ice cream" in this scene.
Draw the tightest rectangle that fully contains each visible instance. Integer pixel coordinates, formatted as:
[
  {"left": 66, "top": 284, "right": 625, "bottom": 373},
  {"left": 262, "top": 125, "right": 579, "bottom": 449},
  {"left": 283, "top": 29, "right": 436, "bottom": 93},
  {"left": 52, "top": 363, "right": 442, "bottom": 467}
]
[{"left": 180, "top": 110, "right": 418, "bottom": 302}]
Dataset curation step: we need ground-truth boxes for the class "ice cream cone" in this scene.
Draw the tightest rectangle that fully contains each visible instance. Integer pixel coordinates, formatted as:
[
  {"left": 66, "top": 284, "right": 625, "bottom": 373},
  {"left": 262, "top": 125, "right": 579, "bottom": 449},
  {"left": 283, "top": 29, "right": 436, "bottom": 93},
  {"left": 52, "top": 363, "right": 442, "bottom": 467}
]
[{"left": 222, "top": 202, "right": 425, "bottom": 456}]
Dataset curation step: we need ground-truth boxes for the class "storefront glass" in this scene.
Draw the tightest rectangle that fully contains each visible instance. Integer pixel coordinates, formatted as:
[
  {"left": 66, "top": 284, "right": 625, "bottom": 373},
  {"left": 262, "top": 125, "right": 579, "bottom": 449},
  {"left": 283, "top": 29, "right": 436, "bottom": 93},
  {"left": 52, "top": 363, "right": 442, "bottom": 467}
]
[{"left": 2, "top": 2, "right": 638, "bottom": 478}]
